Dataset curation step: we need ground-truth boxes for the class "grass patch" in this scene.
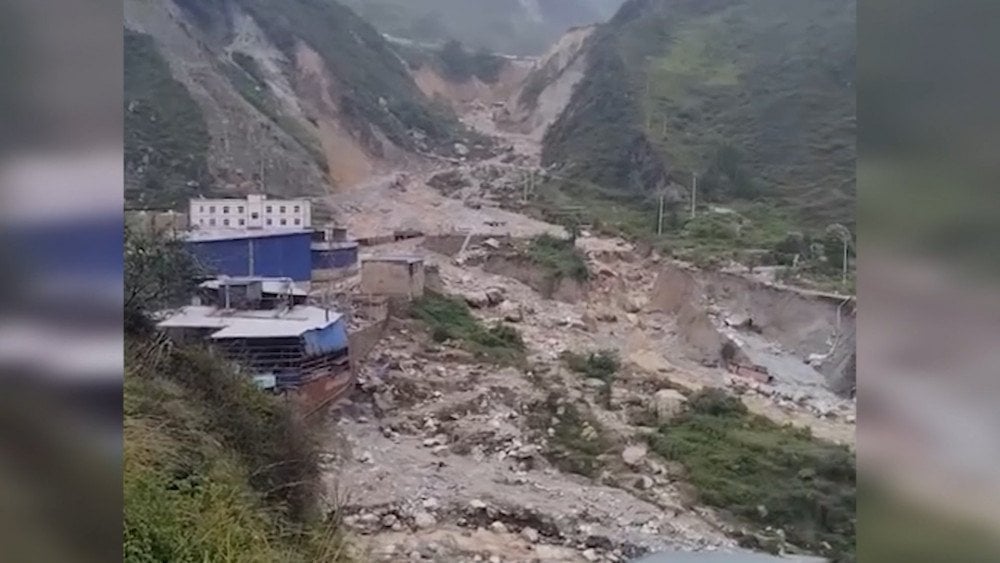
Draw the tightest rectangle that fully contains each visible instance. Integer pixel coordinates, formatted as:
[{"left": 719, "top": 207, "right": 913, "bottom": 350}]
[
  {"left": 410, "top": 293, "right": 525, "bottom": 365},
  {"left": 527, "top": 392, "right": 614, "bottom": 478},
  {"left": 124, "top": 337, "right": 351, "bottom": 562},
  {"left": 561, "top": 349, "right": 620, "bottom": 382},
  {"left": 648, "top": 388, "right": 855, "bottom": 560},
  {"left": 525, "top": 234, "right": 590, "bottom": 282}
]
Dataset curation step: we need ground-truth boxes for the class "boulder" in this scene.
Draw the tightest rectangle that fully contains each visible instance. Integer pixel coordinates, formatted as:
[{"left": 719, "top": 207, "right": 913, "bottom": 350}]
[
  {"left": 413, "top": 511, "right": 437, "bottom": 529},
  {"left": 621, "top": 444, "right": 647, "bottom": 467},
  {"left": 454, "top": 142, "right": 470, "bottom": 157},
  {"left": 485, "top": 287, "right": 506, "bottom": 306},
  {"left": 499, "top": 301, "right": 524, "bottom": 322},
  {"left": 653, "top": 389, "right": 687, "bottom": 422}
]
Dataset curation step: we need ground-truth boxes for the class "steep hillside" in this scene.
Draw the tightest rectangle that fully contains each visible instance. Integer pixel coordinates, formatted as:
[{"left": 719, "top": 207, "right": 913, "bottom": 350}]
[
  {"left": 541, "top": 0, "right": 856, "bottom": 227},
  {"left": 341, "top": 0, "right": 624, "bottom": 56},
  {"left": 124, "top": 0, "right": 466, "bottom": 208}
]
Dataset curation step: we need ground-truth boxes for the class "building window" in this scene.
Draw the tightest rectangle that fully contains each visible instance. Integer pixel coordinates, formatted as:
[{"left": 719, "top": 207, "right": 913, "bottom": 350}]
[
  {"left": 223, "top": 206, "right": 229, "bottom": 214},
  {"left": 280, "top": 219, "right": 287, "bottom": 226},
  {"left": 280, "top": 205, "right": 286, "bottom": 213},
  {"left": 199, "top": 206, "right": 204, "bottom": 213},
  {"left": 239, "top": 219, "right": 245, "bottom": 226},
  {"left": 209, "top": 218, "right": 216, "bottom": 226},
  {"left": 294, "top": 205, "right": 300, "bottom": 213},
  {"left": 266, "top": 219, "right": 272, "bottom": 226},
  {"left": 209, "top": 206, "right": 215, "bottom": 213},
  {"left": 251, "top": 212, "right": 259, "bottom": 220},
  {"left": 238, "top": 206, "right": 244, "bottom": 214},
  {"left": 266, "top": 206, "right": 272, "bottom": 213},
  {"left": 199, "top": 219, "right": 204, "bottom": 225},
  {"left": 223, "top": 219, "right": 230, "bottom": 226},
  {"left": 294, "top": 218, "right": 301, "bottom": 225}
]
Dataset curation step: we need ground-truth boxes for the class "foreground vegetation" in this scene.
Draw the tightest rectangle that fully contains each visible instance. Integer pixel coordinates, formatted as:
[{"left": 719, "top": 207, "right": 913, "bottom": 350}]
[
  {"left": 125, "top": 339, "right": 350, "bottom": 562},
  {"left": 411, "top": 292, "right": 525, "bottom": 365},
  {"left": 648, "top": 389, "right": 856, "bottom": 561}
]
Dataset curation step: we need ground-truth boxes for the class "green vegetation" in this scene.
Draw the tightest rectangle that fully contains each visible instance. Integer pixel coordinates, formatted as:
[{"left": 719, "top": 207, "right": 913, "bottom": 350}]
[
  {"left": 527, "top": 393, "right": 614, "bottom": 478},
  {"left": 124, "top": 29, "right": 212, "bottom": 209},
  {"left": 411, "top": 293, "right": 525, "bottom": 365},
  {"left": 648, "top": 388, "right": 856, "bottom": 560},
  {"left": 125, "top": 340, "right": 350, "bottom": 562},
  {"left": 219, "top": 54, "right": 329, "bottom": 173},
  {"left": 542, "top": 0, "right": 855, "bottom": 230},
  {"left": 525, "top": 234, "right": 590, "bottom": 282},
  {"left": 124, "top": 227, "right": 203, "bottom": 332},
  {"left": 561, "top": 349, "right": 619, "bottom": 382}
]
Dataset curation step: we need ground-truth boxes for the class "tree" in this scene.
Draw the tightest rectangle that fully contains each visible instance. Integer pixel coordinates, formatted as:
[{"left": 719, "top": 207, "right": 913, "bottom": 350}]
[
  {"left": 125, "top": 227, "right": 202, "bottom": 332},
  {"left": 439, "top": 40, "right": 470, "bottom": 81}
]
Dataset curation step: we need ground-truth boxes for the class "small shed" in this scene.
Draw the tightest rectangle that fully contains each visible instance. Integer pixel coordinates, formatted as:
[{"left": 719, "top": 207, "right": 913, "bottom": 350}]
[{"left": 360, "top": 255, "right": 425, "bottom": 298}]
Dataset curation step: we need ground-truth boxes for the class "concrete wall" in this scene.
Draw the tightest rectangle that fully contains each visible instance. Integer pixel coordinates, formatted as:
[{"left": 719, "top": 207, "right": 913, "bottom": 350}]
[
  {"left": 360, "top": 260, "right": 425, "bottom": 298},
  {"left": 349, "top": 320, "right": 388, "bottom": 369},
  {"left": 186, "top": 232, "right": 313, "bottom": 281}
]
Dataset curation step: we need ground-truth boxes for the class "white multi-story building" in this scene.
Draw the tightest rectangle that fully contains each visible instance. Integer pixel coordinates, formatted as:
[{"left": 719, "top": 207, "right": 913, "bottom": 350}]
[{"left": 188, "top": 194, "right": 311, "bottom": 230}]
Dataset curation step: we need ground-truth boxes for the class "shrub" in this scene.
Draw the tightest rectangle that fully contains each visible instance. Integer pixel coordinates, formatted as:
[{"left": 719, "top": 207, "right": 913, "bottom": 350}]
[
  {"left": 561, "top": 349, "right": 620, "bottom": 382},
  {"left": 525, "top": 234, "right": 590, "bottom": 282},
  {"left": 649, "top": 388, "right": 855, "bottom": 560},
  {"left": 411, "top": 293, "right": 525, "bottom": 365}
]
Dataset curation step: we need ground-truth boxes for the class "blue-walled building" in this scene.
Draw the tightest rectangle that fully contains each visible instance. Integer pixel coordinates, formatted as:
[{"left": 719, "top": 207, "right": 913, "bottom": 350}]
[{"left": 185, "top": 229, "right": 313, "bottom": 282}]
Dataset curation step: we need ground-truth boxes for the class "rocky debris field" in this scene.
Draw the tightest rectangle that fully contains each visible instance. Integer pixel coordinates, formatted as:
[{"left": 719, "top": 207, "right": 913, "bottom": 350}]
[{"left": 316, "top": 98, "right": 854, "bottom": 562}]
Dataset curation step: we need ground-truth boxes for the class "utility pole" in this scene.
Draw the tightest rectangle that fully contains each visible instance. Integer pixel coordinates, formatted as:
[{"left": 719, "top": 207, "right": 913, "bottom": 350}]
[
  {"left": 842, "top": 238, "right": 848, "bottom": 285},
  {"left": 690, "top": 172, "right": 698, "bottom": 219},
  {"left": 657, "top": 190, "right": 665, "bottom": 235}
]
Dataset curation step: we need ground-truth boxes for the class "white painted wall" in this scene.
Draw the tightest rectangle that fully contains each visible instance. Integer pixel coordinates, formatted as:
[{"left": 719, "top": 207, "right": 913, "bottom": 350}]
[{"left": 189, "top": 195, "right": 311, "bottom": 230}]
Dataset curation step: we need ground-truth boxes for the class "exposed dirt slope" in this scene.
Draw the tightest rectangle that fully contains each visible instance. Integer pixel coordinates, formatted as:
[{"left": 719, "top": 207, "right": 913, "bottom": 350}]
[{"left": 124, "top": 0, "right": 468, "bottom": 206}]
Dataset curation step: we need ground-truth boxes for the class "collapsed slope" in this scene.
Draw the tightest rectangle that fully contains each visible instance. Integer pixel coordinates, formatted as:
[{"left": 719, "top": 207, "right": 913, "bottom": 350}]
[
  {"left": 541, "top": 0, "right": 856, "bottom": 226},
  {"left": 124, "top": 0, "right": 467, "bottom": 208}
]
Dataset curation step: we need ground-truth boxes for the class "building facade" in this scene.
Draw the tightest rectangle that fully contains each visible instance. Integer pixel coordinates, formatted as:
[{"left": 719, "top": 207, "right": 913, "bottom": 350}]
[
  {"left": 189, "top": 194, "right": 311, "bottom": 230},
  {"left": 184, "top": 230, "right": 313, "bottom": 282},
  {"left": 360, "top": 255, "right": 425, "bottom": 298}
]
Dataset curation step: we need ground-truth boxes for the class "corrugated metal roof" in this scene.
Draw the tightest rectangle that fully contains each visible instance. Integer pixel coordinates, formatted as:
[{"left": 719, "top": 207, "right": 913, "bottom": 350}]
[
  {"left": 361, "top": 254, "right": 423, "bottom": 264},
  {"left": 311, "top": 241, "right": 360, "bottom": 251},
  {"left": 184, "top": 228, "right": 312, "bottom": 243},
  {"left": 199, "top": 277, "right": 309, "bottom": 296},
  {"left": 157, "top": 305, "right": 342, "bottom": 339}
]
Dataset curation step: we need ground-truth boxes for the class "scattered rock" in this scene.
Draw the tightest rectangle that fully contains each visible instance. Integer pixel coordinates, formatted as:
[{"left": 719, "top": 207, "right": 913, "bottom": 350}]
[
  {"left": 520, "top": 526, "right": 540, "bottom": 543},
  {"left": 499, "top": 300, "right": 523, "bottom": 322},
  {"left": 382, "top": 513, "right": 399, "bottom": 528},
  {"left": 634, "top": 475, "right": 654, "bottom": 490},
  {"left": 653, "top": 389, "right": 687, "bottom": 422},
  {"left": 584, "top": 378, "right": 607, "bottom": 390},
  {"left": 485, "top": 287, "right": 505, "bottom": 306},
  {"left": 454, "top": 143, "right": 470, "bottom": 157},
  {"left": 489, "top": 521, "right": 508, "bottom": 534},
  {"left": 413, "top": 511, "right": 437, "bottom": 529},
  {"left": 469, "top": 498, "right": 487, "bottom": 510},
  {"left": 621, "top": 444, "right": 647, "bottom": 467},
  {"left": 582, "top": 548, "right": 600, "bottom": 561}
]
